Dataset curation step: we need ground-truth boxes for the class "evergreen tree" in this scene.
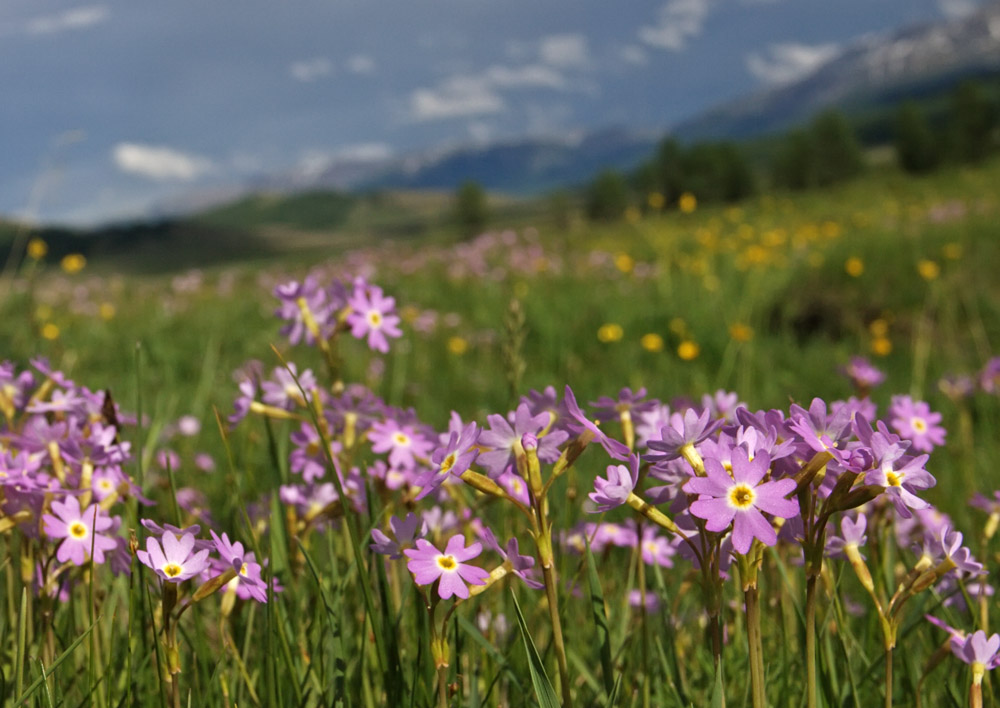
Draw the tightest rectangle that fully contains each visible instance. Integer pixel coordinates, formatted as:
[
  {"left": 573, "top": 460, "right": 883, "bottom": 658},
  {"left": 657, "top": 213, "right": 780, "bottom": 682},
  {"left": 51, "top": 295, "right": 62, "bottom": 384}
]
[
  {"left": 585, "top": 169, "right": 630, "bottom": 221},
  {"left": 949, "top": 79, "right": 997, "bottom": 163},
  {"left": 894, "top": 101, "right": 939, "bottom": 173},
  {"left": 453, "top": 180, "right": 488, "bottom": 236},
  {"left": 810, "top": 109, "right": 864, "bottom": 186}
]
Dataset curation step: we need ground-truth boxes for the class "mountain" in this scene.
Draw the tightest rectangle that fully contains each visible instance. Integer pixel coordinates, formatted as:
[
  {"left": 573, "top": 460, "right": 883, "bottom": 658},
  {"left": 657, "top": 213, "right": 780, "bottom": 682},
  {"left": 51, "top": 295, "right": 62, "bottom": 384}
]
[
  {"left": 243, "top": 128, "right": 659, "bottom": 197},
  {"left": 673, "top": 1, "right": 1000, "bottom": 141}
]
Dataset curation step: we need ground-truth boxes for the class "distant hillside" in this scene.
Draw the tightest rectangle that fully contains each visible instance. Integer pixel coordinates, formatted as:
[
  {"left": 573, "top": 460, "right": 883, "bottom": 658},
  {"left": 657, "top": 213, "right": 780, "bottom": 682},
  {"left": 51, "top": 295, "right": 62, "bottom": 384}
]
[{"left": 674, "top": 1, "right": 1000, "bottom": 141}]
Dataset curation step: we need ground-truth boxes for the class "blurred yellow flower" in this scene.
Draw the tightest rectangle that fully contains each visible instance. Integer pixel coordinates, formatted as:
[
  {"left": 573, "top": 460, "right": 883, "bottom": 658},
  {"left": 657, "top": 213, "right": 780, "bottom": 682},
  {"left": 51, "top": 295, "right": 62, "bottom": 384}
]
[
  {"left": 61, "top": 253, "right": 86, "bottom": 274},
  {"left": 624, "top": 206, "right": 641, "bottom": 223},
  {"left": 871, "top": 336, "right": 892, "bottom": 357},
  {"left": 640, "top": 333, "right": 664, "bottom": 352},
  {"left": 668, "top": 317, "right": 688, "bottom": 336},
  {"left": 820, "top": 221, "right": 841, "bottom": 239},
  {"left": 845, "top": 257, "right": 864, "bottom": 277},
  {"left": 678, "top": 192, "right": 697, "bottom": 214},
  {"left": 27, "top": 238, "right": 48, "bottom": 260},
  {"left": 729, "top": 323, "right": 754, "bottom": 342},
  {"left": 647, "top": 192, "right": 665, "bottom": 210},
  {"left": 614, "top": 252, "right": 635, "bottom": 273},
  {"left": 99, "top": 302, "right": 116, "bottom": 320},
  {"left": 447, "top": 336, "right": 469, "bottom": 355},
  {"left": 942, "top": 242, "right": 963, "bottom": 260},
  {"left": 917, "top": 259, "right": 940, "bottom": 281},
  {"left": 41, "top": 323, "right": 60, "bottom": 340},
  {"left": 869, "top": 318, "right": 889, "bottom": 337},
  {"left": 597, "top": 323, "right": 624, "bottom": 343},
  {"left": 677, "top": 340, "right": 700, "bottom": 360}
]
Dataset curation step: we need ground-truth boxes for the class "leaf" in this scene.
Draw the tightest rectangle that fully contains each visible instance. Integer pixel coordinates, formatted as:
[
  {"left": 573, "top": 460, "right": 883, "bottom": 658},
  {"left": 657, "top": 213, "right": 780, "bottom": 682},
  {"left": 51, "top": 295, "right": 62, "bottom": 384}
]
[
  {"left": 709, "top": 659, "right": 725, "bottom": 708},
  {"left": 585, "top": 539, "right": 615, "bottom": 699},
  {"left": 511, "top": 591, "right": 561, "bottom": 708}
]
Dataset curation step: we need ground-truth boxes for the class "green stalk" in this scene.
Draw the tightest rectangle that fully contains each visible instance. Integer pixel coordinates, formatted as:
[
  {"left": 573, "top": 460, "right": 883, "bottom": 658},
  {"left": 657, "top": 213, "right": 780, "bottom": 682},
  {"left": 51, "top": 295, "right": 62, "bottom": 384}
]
[
  {"left": 805, "top": 574, "right": 818, "bottom": 708},
  {"left": 884, "top": 646, "right": 893, "bottom": 708},
  {"left": 745, "top": 586, "right": 766, "bottom": 708}
]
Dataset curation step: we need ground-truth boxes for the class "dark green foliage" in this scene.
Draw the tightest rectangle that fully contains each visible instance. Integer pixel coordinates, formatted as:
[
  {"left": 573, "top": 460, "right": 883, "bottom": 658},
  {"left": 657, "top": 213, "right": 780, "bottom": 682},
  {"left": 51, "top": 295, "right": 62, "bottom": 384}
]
[
  {"left": 771, "top": 111, "right": 864, "bottom": 189},
  {"left": 585, "top": 169, "right": 630, "bottom": 221},
  {"left": 810, "top": 109, "right": 865, "bottom": 186},
  {"left": 454, "top": 180, "right": 489, "bottom": 236},
  {"left": 948, "top": 79, "right": 997, "bottom": 163},
  {"left": 894, "top": 101, "right": 940, "bottom": 173}
]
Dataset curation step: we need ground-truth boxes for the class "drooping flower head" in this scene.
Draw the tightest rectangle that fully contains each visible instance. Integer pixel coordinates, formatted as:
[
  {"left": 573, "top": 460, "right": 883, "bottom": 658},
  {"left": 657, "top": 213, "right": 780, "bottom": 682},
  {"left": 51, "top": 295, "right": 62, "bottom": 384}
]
[{"left": 589, "top": 454, "right": 640, "bottom": 512}]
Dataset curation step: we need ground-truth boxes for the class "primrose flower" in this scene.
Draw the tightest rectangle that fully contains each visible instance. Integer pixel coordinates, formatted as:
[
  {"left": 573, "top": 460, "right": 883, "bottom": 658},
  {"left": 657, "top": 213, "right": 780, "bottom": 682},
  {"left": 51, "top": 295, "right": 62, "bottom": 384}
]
[
  {"left": 211, "top": 531, "right": 267, "bottom": 602},
  {"left": 481, "top": 528, "right": 543, "bottom": 589},
  {"left": 42, "top": 496, "right": 118, "bottom": 566},
  {"left": 370, "top": 512, "right": 427, "bottom": 559},
  {"left": 889, "top": 395, "right": 946, "bottom": 453},
  {"left": 478, "top": 402, "right": 568, "bottom": 478},
  {"left": 414, "top": 421, "right": 479, "bottom": 501},
  {"left": 404, "top": 535, "right": 490, "bottom": 600},
  {"left": 346, "top": 282, "right": 402, "bottom": 354},
  {"left": 840, "top": 356, "right": 886, "bottom": 392},
  {"left": 137, "top": 530, "right": 211, "bottom": 583},
  {"left": 864, "top": 433, "right": 934, "bottom": 518},
  {"left": 684, "top": 449, "right": 799, "bottom": 554},
  {"left": 955, "top": 631, "right": 1000, "bottom": 685},
  {"left": 369, "top": 418, "right": 433, "bottom": 471},
  {"left": 589, "top": 455, "right": 640, "bottom": 512},
  {"left": 646, "top": 407, "right": 722, "bottom": 463}
]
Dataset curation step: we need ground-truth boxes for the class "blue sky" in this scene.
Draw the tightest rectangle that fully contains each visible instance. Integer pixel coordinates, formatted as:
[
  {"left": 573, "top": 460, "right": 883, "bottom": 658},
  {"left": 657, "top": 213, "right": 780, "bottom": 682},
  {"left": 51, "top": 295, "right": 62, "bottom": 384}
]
[{"left": 0, "top": 0, "right": 984, "bottom": 225}]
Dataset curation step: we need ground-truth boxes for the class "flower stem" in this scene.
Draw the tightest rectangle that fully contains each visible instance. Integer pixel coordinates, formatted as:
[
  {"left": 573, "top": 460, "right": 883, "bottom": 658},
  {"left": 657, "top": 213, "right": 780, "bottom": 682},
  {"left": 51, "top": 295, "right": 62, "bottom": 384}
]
[
  {"left": 541, "top": 560, "right": 573, "bottom": 708},
  {"left": 805, "top": 574, "right": 818, "bottom": 708},
  {"left": 437, "top": 665, "right": 449, "bottom": 708},
  {"left": 744, "top": 585, "right": 766, "bottom": 708},
  {"left": 884, "top": 646, "right": 893, "bottom": 708}
]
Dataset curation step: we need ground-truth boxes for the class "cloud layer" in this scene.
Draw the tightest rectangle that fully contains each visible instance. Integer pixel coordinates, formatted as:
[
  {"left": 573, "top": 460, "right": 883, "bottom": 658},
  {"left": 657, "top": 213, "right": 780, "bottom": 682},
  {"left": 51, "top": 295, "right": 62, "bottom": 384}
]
[
  {"left": 746, "top": 42, "right": 840, "bottom": 84},
  {"left": 112, "top": 143, "right": 213, "bottom": 181}
]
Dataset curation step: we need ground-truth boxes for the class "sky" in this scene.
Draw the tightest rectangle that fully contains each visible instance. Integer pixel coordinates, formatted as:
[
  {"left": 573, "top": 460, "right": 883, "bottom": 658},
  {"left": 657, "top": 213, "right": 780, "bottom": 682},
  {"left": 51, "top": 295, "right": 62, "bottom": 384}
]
[{"left": 0, "top": 0, "right": 985, "bottom": 226}]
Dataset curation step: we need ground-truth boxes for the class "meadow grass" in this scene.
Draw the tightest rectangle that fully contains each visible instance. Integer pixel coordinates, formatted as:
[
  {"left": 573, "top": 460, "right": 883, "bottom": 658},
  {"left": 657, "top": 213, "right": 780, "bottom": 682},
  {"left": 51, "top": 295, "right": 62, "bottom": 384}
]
[{"left": 1, "top": 158, "right": 1000, "bottom": 707}]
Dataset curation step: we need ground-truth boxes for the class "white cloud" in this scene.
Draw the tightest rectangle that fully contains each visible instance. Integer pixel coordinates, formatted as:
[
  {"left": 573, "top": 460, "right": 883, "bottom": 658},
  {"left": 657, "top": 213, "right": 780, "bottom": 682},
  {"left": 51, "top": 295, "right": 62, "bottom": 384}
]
[
  {"left": 639, "top": 0, "right": 712, "bottom": 51},
  {"left": 290, "top": 57, "right": 334, "bottom": 82},
  {"left": 411, "top": 76, "right": 505, "bottom": 121},
  {"left": 410, "top": 60, "right": 572, "bottom": 121},
  {"left": 25, "top": 5, "right": 109, "bottom": 35},
  {"left": 347, "top": 54, "right": 376, "bottom": 74},
  {"left": 112, "top": 143, "right": 213, "bottom": 181},
  {"left": 333, "top": 142, "right": 393, "bottom": 162},
  {"left": 621, "top": 45, "right": 649, "bottom": 65},
  {"left": 745, "top": 42, "right": 840, "bottom": 84},
  {"left": 938, "top": 0, "right": 977, "bottom": 19},
  {"left": 539, "top": 34, "right": 589, "bottom": 68},
  {"left": 486, "top": 64, "right": 566, "bottom": 89}
]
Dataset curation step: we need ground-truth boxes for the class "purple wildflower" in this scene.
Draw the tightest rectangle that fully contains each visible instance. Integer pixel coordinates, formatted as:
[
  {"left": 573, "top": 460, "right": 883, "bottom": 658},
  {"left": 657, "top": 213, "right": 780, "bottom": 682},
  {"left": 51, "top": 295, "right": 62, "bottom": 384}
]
[
  {"left": 368, "top": 418, "right": 433, "bottom": 471},
  {"left": 684, "top": 449, "right": 799, "bottom": 554},
  {"left": 370, "top": 513, "right": 427, "bottom": 559},
  {"left": 889, "top": 395, "right": 946, "bottom": 453},
  {"left": 414, "top": 422, "right": 479, "bottom": 501},
  {"left": 42, "top": 496, "right": 118, "bottom": 566},
  {"left": 478, "top": 402, "right": 568, "bottom": 479},
  {"left": 840, "top": 356, "right": 886, "bottom": 392},
  {"left": 646, "top": 408, "right": 722, "bottom": 462},
  {"left": 481, "top": 528, "right": 543, "bottom": 589},
  {"left": 137, "top": 530, "right": 211, "bottom": 583},
  {"left": 346, "top": 282, "right": 402, "bottom": 354},
  {"left": 864, "top": 433, "right": 934, "bottom": 518},
  {"left": 404, "top": 535, "right": 490, "bottom": 600},
  {"left": 588, "top": 455, "right": 640, "bottom": 512},
  {"left": 955, "top": 631, "right": 1000, "bottom": 683}
]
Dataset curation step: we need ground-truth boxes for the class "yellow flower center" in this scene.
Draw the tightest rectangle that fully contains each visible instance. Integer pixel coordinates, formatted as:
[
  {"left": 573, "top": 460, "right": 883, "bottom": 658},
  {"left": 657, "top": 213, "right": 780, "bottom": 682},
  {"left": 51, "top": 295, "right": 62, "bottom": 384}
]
[
  {"left": 69, "top": 521, "right": 88, "bottom": 539},
  {"left": 392, "top": 432, "right": 411, "bottom": 447},
  {"left": 439, "top": 452, "right": 457, "bottom": 475},
  {"left": 367, "top": 311, "right": 383, "bottom": 327},
  {"left": 886, "top": 471, "right": 903, "bottom": 487},
  {"left": 436, "top": 555, "right": 457, "bottom": 571},
  {"left": 164, "top": 563, "right": 183, "bottom": 578},
  {"left": 910, "top": 417, "right": 927, "bottom": 433},
  {"left": 239, "top": 562, "right": 248, "bottom": 576},
  {"left": 728, "top": 484, "right": 755, "bottom": 509}
]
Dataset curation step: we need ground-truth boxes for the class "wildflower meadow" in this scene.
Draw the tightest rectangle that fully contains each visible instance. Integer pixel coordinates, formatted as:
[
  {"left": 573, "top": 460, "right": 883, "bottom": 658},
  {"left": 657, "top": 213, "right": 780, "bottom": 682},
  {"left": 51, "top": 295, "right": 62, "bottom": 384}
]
[{"left": 2, "top": 158, "right": 1000, "bottom": 708}]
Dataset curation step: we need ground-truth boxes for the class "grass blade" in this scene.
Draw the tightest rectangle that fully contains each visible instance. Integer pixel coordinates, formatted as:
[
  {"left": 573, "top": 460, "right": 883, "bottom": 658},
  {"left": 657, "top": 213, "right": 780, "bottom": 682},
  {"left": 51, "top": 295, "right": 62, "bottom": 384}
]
[{"left": 511, "top": 591, "right": 560, "bottom": 708}]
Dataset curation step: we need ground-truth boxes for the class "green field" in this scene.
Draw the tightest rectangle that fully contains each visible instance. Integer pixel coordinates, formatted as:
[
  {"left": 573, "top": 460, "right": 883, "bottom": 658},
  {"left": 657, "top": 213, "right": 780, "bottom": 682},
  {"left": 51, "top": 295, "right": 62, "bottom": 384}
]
[{"left": 2, "top": 156, "right": 1000, "bottom": 707}]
